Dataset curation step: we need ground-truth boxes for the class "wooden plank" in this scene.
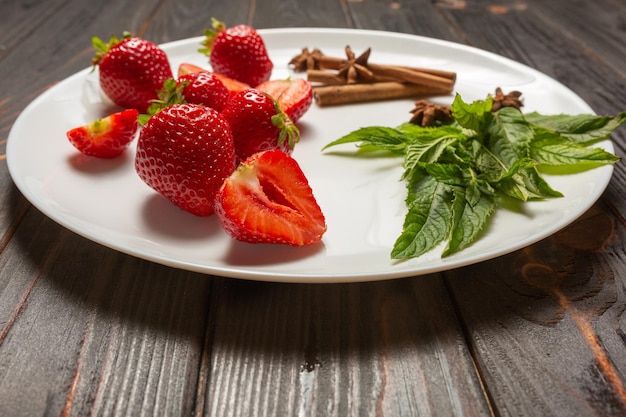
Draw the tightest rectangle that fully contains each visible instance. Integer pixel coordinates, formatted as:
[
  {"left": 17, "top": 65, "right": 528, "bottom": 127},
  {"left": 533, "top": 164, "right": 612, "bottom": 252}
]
[
  {"left": 445, "top": 203, "right": 626, "bottom": 416},
  {"left": 432, "top": 0, "right": 626, "bottom": 116},
  {"left": 526, "top": 0, "right": 626, "bottom": 76},
  {"left": 1, "top": 0, "right": 625, "bottom": 416},
  {"left": 341, "top": 0, "right": 626, "bottom": 415},
  {"left": 429, "top": 2, "right": 626, "bottom": 415},
  {"left": 0, "top": 209, "right": 212, "bottom": 416},
  {"left": 192, "top": 2, "right": 491, "bottom": 415},
  {"left": 0, "top": 2, "right": 223, "bottom": 415},
  {"left": 344, "top": 0, "right": 460, "bottom": 41},
  {"left": 201, "top": 277, "right": 491, "bottom": 416}
]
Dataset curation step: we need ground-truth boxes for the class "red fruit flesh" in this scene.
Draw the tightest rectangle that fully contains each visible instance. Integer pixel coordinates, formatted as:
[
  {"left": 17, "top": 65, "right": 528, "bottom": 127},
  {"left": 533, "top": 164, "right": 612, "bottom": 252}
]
[
  {"left": 135, "top": 104, "right": 235, "bottom": 216},
  {"left": 215, "top": 149, "right": 326, "bottom": 246},
  {"left": 256, "top": 78, "right": 313, "bottom": 123},
  {"left": 177, "top": 62, "right": 207, "bottom": 76},
  {"left": 66, "top": 108, "right": 138, "bottom": 158}
]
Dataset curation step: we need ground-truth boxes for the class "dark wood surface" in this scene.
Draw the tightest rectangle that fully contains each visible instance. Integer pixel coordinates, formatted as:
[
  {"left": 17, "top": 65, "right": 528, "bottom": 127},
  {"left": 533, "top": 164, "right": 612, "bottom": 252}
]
[{"left": 1, "top": 0, "right": 625, "bottom": 416}]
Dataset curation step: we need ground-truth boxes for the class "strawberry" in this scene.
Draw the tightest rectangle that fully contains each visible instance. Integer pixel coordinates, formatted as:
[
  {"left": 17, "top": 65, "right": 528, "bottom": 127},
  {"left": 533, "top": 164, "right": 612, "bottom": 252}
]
[
  {"left": 256, "top": 78, "right": 313, "bottom": 123},
  {"left": 214, "top": 149, "right": 326, "bottom": 246},
  {"left": 177, "top": 62, "right": 210, "bottom": 77},
  {"left": 177, "top": 71, "right": 230, "bottom": 111},
  {"left": 200, "top": 19, "right": 273, "bottom": 87},
  {"left": 177, "top": 63, "right": 250, "bottom": 97},
  {"left": 222, "top": 88, "right": 299, "bottom": 162},
  {"left": 92, "top": 33, "right": 173, "bottom": 112},
  {"left": 135, "top": 104, "right": 236, "bottom": 216},
  {"left": 144, "top": 72, "right": 230, "bottom": 119},
  {"left": 66, "top": 109, "right": 138, "bottom": 158}
]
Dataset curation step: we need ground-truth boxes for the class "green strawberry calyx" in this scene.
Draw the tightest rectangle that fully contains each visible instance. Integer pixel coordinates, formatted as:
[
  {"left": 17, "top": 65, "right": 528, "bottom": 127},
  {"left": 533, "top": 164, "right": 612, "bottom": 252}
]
[
  {"left": 91, "top": 31, "right": 132, "bottom": 67},
  {"left": 271, "top": 101, "right": 300, "bottom": 150},
  {"left": 138, "top": 78, "right": 190, "bottom": 125},
  {"left": 199, "top": 18, "right": 227, "bottom": 56}
]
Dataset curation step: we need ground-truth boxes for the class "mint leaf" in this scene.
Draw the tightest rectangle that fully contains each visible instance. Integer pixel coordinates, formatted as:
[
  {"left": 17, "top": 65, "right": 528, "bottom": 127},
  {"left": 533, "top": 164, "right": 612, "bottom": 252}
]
[
  {"left": 322, "top": 126, "right": 408, "bottom": 154},
  {"left": 451, "top": 93, "right": 494, "bottom": 132},
  {"left": 530, "top": 127, "right": 620, "bottom": 167},
  {"left": 525, "top": 111, "right": 626, "bottom": 146},
  {"left": 391, "top": 175, "right": 453, "bottom": 260},
  {"left": 322, "top": 93, "right": 623, "bottom": 261},
  {"left": 443, "top": 186, "right": 496, "bottom": 257},
  {"left": 399, "top": 125, "right": 462, "bottom": 175}
]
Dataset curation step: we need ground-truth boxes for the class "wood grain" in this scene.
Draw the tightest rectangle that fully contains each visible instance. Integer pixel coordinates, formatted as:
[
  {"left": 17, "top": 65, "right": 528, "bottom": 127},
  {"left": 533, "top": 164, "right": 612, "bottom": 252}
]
[{"left": 0, "top": 0, "right": 625, "bottom": 416}]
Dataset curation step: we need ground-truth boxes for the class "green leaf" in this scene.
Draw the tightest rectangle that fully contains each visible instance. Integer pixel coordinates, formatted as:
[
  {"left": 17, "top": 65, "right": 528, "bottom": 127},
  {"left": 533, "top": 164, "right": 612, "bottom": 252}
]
[
  {"left": 442, "top": 187, "right": 496, "bottom": 257},
  {"left": 322, "top": 126, "right": 409, "bottom": 154},
  {"left": 403, "top": 135, "right": 460, "bottom": 175},
  {"left": 320, "top": 92, "right": 623, "bottom": 261},
  {"left": 424, "top": 163, "right": 464, "bottom": 186},
  {"left": 451, "top": 93, "right": 494, "bottom": 132},
  {"left": 530, "top": 127, "right": 620, "bottom": 167},
  {"left": 391, "top": 175, "right": 453, "bottom": 260},
  {"left": 525, "top": 111, "right": 626, "bottom": 146}
]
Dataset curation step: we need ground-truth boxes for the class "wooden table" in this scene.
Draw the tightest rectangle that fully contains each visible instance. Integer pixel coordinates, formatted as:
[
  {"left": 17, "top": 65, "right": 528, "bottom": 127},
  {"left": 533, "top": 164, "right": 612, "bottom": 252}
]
[{"left": 1, "top": 0, "right": 625, "bottom": 415}]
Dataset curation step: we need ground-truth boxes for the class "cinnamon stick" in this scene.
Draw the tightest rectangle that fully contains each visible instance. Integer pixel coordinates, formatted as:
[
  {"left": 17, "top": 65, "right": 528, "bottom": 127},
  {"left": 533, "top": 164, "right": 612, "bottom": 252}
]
[
  {"left": 313, "top": 82, "right": 451, "bottom": 107},
  {"left": 367, "top": 63, "right": 455, "bottom": 91},
  {"left": 307, "top": 69, "right": 396, "bottom": 85},
  {"left": 307, "top": 54, "right": 455, "bottom": 79}
]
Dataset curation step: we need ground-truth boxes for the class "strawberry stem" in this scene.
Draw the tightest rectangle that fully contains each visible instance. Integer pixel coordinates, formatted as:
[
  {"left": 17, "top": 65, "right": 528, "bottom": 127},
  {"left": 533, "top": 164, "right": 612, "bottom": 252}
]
[
  {"left": 271, "top": 101, "right": 300, "bottom": 149},
  {"left": 139, "top": 78, "right": 190, "bottom": 125},
  {"left": 91, "top": 31, "right": 131, "bottom": 67},
  {"left": 199, "top": 18, "right": 226, "bottom": 56}
]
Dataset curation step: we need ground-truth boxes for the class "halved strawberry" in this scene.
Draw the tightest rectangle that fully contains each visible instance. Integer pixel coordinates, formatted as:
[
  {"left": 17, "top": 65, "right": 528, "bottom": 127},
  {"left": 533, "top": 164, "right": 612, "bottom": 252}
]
[
  {"left": 178, "top": 63, "right": 250, "bottom": 97},
  {"left": 256, "top": 78, "right": 313, "bottom": 123},
  {"left": 66, "top": 109, "right": 139, "bottom": 158},
  {"left": 214, "top": 149, "right": 326, "bottom": 246},
  {"left": 177, "top": 62, "right": 208, "bottom": 76}
]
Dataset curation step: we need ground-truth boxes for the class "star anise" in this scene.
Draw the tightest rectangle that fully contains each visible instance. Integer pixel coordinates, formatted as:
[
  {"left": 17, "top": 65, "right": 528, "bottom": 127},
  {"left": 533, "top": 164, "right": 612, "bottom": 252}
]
[
  {"left": 409, "top": 99, "right": 453, "bottom": 127},
  {"left": 492, "top": 87, "right": 523, "bottom": 111},
  {"left": 337, "top": 46, "right": 375, "bottom": 84},
  {"left": 288, "top": 47, "right": 325, "bottom": 72}
]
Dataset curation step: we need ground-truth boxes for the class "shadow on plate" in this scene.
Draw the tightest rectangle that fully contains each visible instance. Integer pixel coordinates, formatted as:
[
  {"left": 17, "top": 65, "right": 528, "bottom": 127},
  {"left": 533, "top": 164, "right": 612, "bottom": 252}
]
[
  {"left": 67, "top": 148, "right": 133, "bottom": 174},
  {"left": 140, "top": 193, "right": 223, "bottom": 240},
  {"left": 222, "top": 239, "right": 326, "bottom": 266}
]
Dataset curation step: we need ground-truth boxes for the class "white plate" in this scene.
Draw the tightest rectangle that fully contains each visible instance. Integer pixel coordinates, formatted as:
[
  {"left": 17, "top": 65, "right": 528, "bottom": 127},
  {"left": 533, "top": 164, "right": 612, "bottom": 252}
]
[{"left": 7, "top": 28, "right": 614, "bottom": 283}]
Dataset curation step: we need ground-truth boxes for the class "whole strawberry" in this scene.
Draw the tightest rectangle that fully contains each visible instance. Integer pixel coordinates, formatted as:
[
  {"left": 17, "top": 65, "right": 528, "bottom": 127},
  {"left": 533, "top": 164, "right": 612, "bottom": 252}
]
[
  {"left": 177, "top": 71, "right": 230, "bottom": 111},
  {"left": 222, "top": 88, "right": 299, "bottom": 162},
  {"left": 66, "top": 109, "right": 138, "bottom": 158},
  {"left": 135, "top": 104, "right": 235, "bottom": 216},
  {"left": 178, "top": 62, "right": 250, "bottom": 99},
  {"left": 143, "top": 71, "right": 230, "bottom": 120},
  {"left": 92, "top": 33, "right": 173, "bottom": 112},
  {"left": 215, "top": 149, "right": 327, "bottom": 246},
  {"left": 200, "top": 19, "right": 273, "bottom": 87}
]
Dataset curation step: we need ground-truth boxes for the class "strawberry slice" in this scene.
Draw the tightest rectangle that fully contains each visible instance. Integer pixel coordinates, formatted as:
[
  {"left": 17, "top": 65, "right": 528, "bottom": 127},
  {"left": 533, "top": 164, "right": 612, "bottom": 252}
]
[
  {"left": 66, "top": 109, "right": 139, "bottom": 158},
  {"left": 177, "top": 62, "right": 250, "bottom": 96},
  {"left": 214, "top": 149, "right": 326, "bottom": 246},
  {"left": 256, "top": 78, "right": 313, "bottom": 123}
]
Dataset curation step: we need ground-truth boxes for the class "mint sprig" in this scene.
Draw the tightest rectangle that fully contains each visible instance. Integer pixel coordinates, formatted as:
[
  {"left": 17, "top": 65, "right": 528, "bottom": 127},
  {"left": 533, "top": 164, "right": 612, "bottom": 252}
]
[{"left": 323, "top": 93, "right": 623, "bottom": 260}]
